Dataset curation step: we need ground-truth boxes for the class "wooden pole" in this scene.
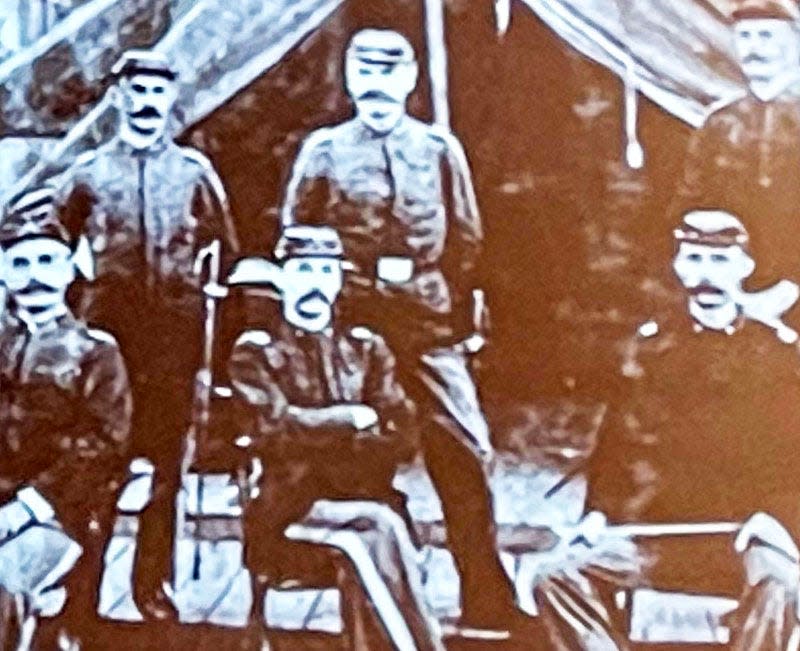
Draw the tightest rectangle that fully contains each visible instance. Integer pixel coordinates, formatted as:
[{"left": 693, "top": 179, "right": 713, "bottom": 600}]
[{"left": 423, "top": 0, "right": 450, "bottom": 129}]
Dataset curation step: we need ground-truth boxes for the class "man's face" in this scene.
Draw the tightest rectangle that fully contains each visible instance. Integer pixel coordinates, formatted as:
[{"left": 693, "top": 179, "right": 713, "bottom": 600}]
[
  {"left": 118, "top": 73, "right": 177, "bottom": 149},
  {"left": 346, "top": 58, "right": 417, "bottom": 134},
  {"left": 734, "top": 18, "right": 800, "bottom": 88},
  {"left": 1, "top": 238, "right": 74, "bottom": 314},
  {"left": 281, "top": 256, "right": 343, "bottom": 333},
  {"left": 673, "top": 242, "right": 753, "bottom": 309}
]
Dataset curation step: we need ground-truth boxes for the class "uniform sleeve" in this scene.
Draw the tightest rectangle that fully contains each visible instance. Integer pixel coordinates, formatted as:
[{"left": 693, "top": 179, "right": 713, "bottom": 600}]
[
  {"left": 364, "top": 333, "right": 418, "bottom": 457},
  {"left": 582, "top": 330, "right": 664, "bottom": 522},
  {"left": 441, "top": 131, "right": 482, "bottom": 277},
  {"left": 191, "top": 155, "right": 240, "bottom": 264},
  {"left": 30, "top": 339, "right": 132, "bottom": 503},
  {"left": 281, "top": 129, "right": 334, "bottom": 226},
  {"left": 228, "top": 336, "right": 289, "bottom": 439},
  {"left": 80, "top": 339, "right": 132, "bottom": 452},
  {"left": 434, "top": 131, "right": 483, "bottom": 322}
]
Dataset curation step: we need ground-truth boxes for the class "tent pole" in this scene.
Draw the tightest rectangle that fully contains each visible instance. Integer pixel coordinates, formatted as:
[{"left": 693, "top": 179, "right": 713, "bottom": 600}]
[
  {"left": 423, "top": 0, "right": 450, "bottom": 129},
  {"left": 495, "top": 0, "right": 511, "bottom": 36}
]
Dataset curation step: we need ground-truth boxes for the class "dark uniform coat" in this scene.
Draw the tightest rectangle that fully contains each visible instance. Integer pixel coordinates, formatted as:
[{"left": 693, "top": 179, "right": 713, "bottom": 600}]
[
  {"left": 229, "top": 321, "right": 415, "bottom": 576},
  {"left": 587, "top": 311, "right": 800, "bottom": 594},
  {"left": 0, "top": 309, "right": 131, "bottom": 533},
  {"left": 57, "top": 136, "right": 239, "bottom": 317}
]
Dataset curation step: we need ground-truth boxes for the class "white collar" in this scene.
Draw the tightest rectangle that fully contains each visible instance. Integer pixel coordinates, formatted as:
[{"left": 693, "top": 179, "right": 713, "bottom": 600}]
[
  {"left": 748, "top": 69, "right": 800, "bottom": 102},
  {"left": 14, "top": 304, "right": 68, "bottom": 334}
]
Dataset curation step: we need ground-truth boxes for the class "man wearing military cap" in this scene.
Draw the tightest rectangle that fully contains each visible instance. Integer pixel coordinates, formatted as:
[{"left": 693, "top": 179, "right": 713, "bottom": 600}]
[
  {"left": 227, "top": 225, "right": 417, "bottom": 631},
  {"left": 0, "top": 187, "right": 132, "bottom": 646},
  {"left": 675, "top": 0, "right": 800, "bottom": 281},
  {"left": 282, "top": 28, "right": 519, "bottom": 629},
  {"left": 541, "top": 209, "right": 800, "bottom": 648},
  {"left": 54, "top": 48, "right": 239, "bottom": 617}
]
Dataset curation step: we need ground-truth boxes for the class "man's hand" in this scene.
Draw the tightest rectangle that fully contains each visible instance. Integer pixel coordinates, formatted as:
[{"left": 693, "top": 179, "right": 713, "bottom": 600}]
[
  {"left": 460, "top": 333, "right": 486, "bottom": 355},
  {"left": 570, "top": 510, "right": 609, "bottom": 547},
  {"left": 347, "top": 404, "right": 379, "bottom": 431},
  {"left": 735, "top": 512, "right": 800, "bottom": 593}
]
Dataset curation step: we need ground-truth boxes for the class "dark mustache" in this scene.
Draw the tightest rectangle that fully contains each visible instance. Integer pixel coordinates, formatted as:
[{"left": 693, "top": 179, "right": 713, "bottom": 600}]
[
  {"left": 744, "top": 55, "right": 770, "bottom": 65},
  {"left": 357, "top": 90, "right": 398, "bottom": 103},
  {"left": 689, "top": 284, "right": 723, "bottom": 296},
  {"left": 129, "top": 106, "right": 162, "bottom": 119},
  {"left": 296, "top": 289, "right": 330, "bottom": 308},
  {"left": 15, "top": 280, "right": 59, "bottom": 295}
]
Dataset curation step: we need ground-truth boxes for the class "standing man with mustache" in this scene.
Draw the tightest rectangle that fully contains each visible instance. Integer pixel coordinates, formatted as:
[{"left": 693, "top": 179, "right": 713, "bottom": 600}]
[
  {"left": 282, "top": 29, "right": 526, "bottom": 634},
  {"left": 675, "top": 0, "right": 800, "bottom": 281},
  {"left": 55, "top": 49, "right": 239, "bottom": 619},
  {"left": 0, "top": 187, "right": 132, "bottom": 647}
]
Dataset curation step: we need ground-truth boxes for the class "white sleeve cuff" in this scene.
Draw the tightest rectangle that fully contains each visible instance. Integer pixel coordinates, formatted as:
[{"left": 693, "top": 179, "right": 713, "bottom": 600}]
[{"left": 16, "top": 486, "right": 55, "bottom": 523}]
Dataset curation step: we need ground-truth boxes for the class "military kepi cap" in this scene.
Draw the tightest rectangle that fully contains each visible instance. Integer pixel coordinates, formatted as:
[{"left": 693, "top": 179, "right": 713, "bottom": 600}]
[
  {"left": 0, "top": 187, "right": 70, "bottom": 248},
  {"left": 112, "top": 49, "right": 177, "bottom": 81},
  {"left": 346, "top": 29, "right": 415, "bottom": 65},
  {"left": 674, "top": 209, "right": 750, "bottom": 248},
  {"left": 274, "top": 225, "right": 345, "bottom": 261},
  {"left": 731, "top": 0, "right": 800, "bottom": 21}
]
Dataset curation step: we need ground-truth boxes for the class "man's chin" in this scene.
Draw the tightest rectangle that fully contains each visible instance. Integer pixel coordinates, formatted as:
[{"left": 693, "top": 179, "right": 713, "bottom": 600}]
[
  {"left": 287, "top": 311, "right": 331, "bottom": 333},
  {"left": 359, "top": 114, "right": 401, "bottom": 134}
]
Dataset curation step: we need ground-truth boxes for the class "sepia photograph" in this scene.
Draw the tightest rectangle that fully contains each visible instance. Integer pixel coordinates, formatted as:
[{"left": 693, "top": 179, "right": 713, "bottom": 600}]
[{"left": 0, "top": 0, "right": 798, "bottom": 648}]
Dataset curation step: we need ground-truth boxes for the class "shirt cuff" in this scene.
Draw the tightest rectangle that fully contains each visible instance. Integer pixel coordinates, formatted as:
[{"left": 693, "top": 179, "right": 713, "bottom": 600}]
[{"left": 16, "top": 486, "right": 55, "bottom": 523}]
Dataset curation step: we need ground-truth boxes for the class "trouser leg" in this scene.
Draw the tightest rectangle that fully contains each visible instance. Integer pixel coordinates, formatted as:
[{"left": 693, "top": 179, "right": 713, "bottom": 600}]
[
  {"left": 130, "top": 309, "right": 199, "bottom": 612},
  {"left": 133, "top": 440, "right": 183, "bottom": 608},
  {"left": 410, "top": 348, "right": 517, "bottom": 623},
  {"left": 36, "top": 510, "right": 116, "bottom": 650},
  {"left": 420, "top": 418, "right": 517, "bottom": 623},
  {"left": 244, "top": 458, "right": 329, "bottom": 583}
]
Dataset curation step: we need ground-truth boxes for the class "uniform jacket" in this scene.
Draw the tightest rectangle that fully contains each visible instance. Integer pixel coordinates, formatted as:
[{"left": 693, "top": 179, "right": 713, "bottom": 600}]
[
  {"left": 586, "top": 311, "right": 800, "bottom": 544},
  {"left": 282, "top": 115, "right": 482, "bottom": 320},
  {"left": 58, "top": 137, "right": 239, "bottom": 313},
  {"left": 229, "top": 321, "right": 416, "bottom": 459},
  {"left": 0, "top": 310, "right": 132, "bottom": 527}
]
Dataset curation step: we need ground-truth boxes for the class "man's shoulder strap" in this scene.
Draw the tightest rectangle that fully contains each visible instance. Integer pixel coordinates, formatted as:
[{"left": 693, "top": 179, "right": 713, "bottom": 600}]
[{"left": 86, "top": 327, "right": 119, "bottom": 347}]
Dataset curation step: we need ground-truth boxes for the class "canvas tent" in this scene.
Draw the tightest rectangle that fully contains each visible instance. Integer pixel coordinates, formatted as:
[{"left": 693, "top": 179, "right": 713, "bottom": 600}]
[{"left": 495, "top": 0, "right": 755, "bottom": 167}]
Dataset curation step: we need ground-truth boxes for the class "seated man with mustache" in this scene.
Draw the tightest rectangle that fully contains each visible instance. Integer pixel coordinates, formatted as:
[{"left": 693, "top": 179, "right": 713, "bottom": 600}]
[
  {"left": 540, "top": 209, "right": 800, "bottom": 649},
  {"left": 0, "top": 187, "right": 132, "bottom": 647},
  {"left": 227, "top": 225, "right": 417, "bottom": 618}
]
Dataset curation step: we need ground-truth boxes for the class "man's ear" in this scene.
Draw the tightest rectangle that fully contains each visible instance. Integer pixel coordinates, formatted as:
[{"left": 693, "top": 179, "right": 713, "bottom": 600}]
[
  {"left": 400, "top": 61, "right": 419, "bottom": 95},
  {"left": 71, "top": 236, "right": 95, "bottom": 281},
  {"left": 107, "top": 83, "right": 124, "bottom": 111},
  {"left": 742, "top": 252, "right": 756, "bottom": 279}
]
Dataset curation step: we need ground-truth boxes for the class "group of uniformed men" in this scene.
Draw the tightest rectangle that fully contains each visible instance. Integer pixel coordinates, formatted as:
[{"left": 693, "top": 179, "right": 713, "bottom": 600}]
[
  {"left": 4, "top": 0, "right": 800, "bottom": 648},
  {"left": 0, "top": 27, "right": 524, "bottom": 648}
]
